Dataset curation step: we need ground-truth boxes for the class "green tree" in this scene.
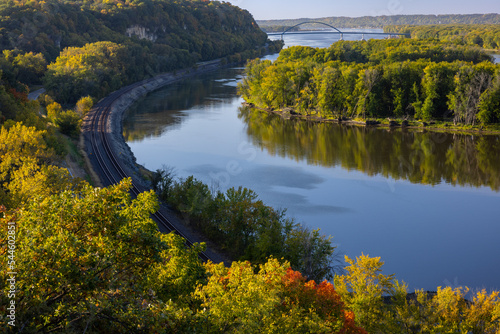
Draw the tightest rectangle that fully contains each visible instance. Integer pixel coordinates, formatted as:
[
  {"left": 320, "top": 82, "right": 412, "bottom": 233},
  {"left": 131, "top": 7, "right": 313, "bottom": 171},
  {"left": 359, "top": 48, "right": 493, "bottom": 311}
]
[
  {"left": 284, "top": 225, "right": 338, "bottom": 282},
  {"left": 354, "top": 67, "right": 380, "bottom": 119},
  {"left": 54, "top": 109, "right": 81, "bottom": 137},
  {"left": 316, "top": 66, "right": 345, "bottom": 118},
  {"left": 261, "top": 62, "right": 294, "bottom": 109},
  {"left": 0, "top": 178, "right": 207, "bottom": 332},
  {"left": 448, "top": 62, "right": 495, "bottom": 125},
  {"left": 14, "top": 51, "right": 47, "bottom": 85},
  {"left": 478, "top": 68, "right": 500, "bottom": 124},
  {"left": 419, "top": 62, "right": 457, "bottom": 120},
  {"left": 44, "top": 41, "right": 129, "bottom": 103}
]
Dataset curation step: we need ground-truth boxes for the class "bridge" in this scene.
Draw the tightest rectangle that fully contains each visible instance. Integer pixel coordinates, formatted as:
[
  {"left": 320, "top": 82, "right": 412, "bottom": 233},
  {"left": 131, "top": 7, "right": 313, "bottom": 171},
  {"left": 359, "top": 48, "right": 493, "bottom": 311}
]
[{"left": 267, "top": 21, "right": 410, "bottom": 41}]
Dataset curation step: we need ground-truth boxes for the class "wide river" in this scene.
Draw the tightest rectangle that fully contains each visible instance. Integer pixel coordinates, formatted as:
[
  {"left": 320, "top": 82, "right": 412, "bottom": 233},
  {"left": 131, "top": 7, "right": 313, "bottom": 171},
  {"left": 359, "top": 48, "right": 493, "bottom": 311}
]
[{"left": 123, "top": 30, "right": 500, "bottom": 292}]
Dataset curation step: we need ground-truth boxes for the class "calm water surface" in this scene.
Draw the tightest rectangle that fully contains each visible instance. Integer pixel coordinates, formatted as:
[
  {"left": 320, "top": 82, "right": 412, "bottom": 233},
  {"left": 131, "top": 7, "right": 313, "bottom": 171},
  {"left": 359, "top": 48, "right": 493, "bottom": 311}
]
[{"left": 123, "top": 32, "right": 500, "bottom": 291}]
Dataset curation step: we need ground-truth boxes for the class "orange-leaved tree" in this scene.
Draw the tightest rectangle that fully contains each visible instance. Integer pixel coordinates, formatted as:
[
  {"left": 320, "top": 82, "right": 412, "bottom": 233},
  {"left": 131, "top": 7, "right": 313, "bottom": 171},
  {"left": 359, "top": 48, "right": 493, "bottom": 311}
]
[
  {"left": 196, "top": 258, "right": 366, "bottom": 333},
  {"left": 282, "top": 266, "right": 367, "bottom": 334}
]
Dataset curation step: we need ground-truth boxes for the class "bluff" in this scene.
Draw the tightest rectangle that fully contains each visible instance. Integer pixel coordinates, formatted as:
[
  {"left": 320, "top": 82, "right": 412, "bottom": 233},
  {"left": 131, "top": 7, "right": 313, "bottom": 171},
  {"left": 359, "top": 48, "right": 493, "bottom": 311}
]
[
  {"left": 0, "top": 0, "right": 268, "bottom": 65},
  {"left": 0, "top": 0, "right": 277, "bottom": 103}
]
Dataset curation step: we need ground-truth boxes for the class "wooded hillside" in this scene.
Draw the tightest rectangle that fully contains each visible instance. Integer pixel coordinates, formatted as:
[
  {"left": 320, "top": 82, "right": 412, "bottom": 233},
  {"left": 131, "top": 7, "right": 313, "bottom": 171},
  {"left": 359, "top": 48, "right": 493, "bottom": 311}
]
[
  {"left": 0, "top": 0, "right": 281, "bottom": 103},
  {"left": 257, "top": 13, "right": 500, "bottom": 29}
]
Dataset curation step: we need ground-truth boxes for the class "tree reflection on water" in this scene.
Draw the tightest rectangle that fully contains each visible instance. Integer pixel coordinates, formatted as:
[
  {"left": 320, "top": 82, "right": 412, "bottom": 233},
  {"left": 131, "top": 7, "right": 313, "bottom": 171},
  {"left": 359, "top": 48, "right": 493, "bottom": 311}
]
[{"left": 238, "top": 106, "right": 500, "bottom": 190}]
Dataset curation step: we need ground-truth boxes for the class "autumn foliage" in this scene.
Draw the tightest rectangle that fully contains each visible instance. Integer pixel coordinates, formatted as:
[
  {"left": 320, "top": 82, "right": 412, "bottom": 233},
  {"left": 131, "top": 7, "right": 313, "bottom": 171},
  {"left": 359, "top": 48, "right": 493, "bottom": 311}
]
[
  {"left": 197, "top": 259, "right": 367, "bottom": 333},
  {"left": 282, "top": 267, "right": 367, "bottom": 334}
]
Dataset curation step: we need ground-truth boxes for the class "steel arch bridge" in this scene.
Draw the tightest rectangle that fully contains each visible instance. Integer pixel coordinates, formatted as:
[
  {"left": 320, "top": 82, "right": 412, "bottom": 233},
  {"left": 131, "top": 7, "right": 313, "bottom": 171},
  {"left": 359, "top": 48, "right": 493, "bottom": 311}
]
[{"left": 267, "top": 21, "right": 409, "bottom": 40}]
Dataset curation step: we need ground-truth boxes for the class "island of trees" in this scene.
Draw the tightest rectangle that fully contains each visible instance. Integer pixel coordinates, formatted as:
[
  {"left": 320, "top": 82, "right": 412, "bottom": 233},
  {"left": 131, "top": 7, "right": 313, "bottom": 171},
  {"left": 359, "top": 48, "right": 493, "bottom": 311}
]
[
  {"left": 1, "top": 0, "right": 500, "bottom": 330},
  {"left": 384, "top": 24, "right": 500, "bottom": 50},
  {"left": 238, "top": 38, "right": 500, "bottom": 128}
]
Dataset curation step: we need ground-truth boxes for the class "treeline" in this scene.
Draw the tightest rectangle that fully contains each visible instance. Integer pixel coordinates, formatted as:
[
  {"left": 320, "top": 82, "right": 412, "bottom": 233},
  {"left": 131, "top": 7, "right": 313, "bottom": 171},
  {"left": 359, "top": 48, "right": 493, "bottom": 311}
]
[
  {"left": 238, "top": 39, "right": 500, "bottom": 125},
  {"left": 149, "top": 171, "right": 338, "bottom": 282},
  {"left": 0, "top": 0, "right": 281, "bottom": 104},
  {"left": 384, "top": 24, "right": 500, "bottom": 50},
  {"left": 257, "top": 13, "right": 500, "bottom": 29}
]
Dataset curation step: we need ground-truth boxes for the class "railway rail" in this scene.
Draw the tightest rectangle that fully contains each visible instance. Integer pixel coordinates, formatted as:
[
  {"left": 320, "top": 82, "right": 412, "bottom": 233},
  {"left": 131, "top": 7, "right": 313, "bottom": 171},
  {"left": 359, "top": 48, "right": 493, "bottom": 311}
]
[{"left": 84, "top": 70, "right": 218, "bottom": 263}]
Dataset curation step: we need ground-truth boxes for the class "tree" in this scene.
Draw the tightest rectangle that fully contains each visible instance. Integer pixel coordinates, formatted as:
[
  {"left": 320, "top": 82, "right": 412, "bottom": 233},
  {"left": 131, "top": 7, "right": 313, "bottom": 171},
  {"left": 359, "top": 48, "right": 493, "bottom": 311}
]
[
  {"left": 0, "top": 122, "right": 54, "bottom": 180},
  {"left": 354, "top": 67, "right": 380, "bottom": 119},
  {"left": 448, "top": 62, "right": 495, "bottom": 125},
  {"left": 478, "top": 69, "right": 500, "bottom": 124},
  {"left": 13, "top": 51, "right": 47, "bottom": 85},
  {"left": 6, "top": 161, "right": 77, "bottom": 208},
  {"left": 46, "top": 101, "right": 62, "bottom": 122},
  {"left": 261, "top": 62, "right": 294, "bottom": 109},
  {"left": 0, "top": 178, "right": 207, "bottom": 332},
  {"left": 44, "top": 41, "right": 130, "bottom": 103},
  {"left": 316, "top": 66, "right": 345, "bottom": 118},
  {"left": 334, "top": 254, "right": 403, "bottom": 333},
  {"left": 284, "top": 225, "right": 339, "bottom": 282},
  {"left": 195, "top": 259, "right": 287, "bottom": 332},
  {"left": 195, "top": 258, "right": 366, "bottom": 333},
  {"left": 54, "top": 109, "right": 81, "bottom": 137},
  {"left": 75, "top": 95, "right": 94, "bottom": 117},
  {"left": 419, "top": 62, "right": 457, "bottom": 121}
]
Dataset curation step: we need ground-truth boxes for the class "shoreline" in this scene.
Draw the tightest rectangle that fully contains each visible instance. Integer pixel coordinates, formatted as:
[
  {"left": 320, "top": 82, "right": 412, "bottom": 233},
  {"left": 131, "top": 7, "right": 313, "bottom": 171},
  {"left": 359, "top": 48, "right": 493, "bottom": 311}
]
[
  {"left": 244, "top": 103, "right": 500, "bottom": 135},
  {"left": 91, "top": 63, "right": 227, "bottom": 187},
  {"left": 81, "top": 61, "right": 235, "bottom": 265}
]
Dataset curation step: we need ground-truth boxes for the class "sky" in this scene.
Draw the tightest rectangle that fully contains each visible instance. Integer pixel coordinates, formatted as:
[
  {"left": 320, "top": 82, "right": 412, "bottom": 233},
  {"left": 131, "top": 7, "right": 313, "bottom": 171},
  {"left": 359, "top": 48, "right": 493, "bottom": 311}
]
[{"left": 224, "top": 0, "right": 499, "bottom": 20}]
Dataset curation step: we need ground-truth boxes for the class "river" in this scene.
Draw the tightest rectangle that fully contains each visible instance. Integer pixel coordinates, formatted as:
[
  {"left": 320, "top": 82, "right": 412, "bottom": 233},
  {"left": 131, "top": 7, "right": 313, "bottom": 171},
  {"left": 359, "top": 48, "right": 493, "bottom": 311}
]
[{"left": 123, "top": 30, "right": 500, "bottom": 292}]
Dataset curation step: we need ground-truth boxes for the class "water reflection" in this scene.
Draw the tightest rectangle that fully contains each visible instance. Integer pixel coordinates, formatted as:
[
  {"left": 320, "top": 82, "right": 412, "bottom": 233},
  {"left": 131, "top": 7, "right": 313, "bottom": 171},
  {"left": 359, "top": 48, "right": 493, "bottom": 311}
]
[
  {"left": 123, "top": 68, "right": 242, "bottom": 142},
  {"left": 238, "top": 106, "right": 500, "bottom": 190}
]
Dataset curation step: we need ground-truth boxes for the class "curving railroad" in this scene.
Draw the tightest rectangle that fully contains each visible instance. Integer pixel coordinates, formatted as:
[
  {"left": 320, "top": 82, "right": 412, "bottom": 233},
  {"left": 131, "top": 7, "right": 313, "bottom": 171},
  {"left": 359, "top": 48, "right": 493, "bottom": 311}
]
[{"left": 83, "top": 64, "right": 224, "bottom": 264}]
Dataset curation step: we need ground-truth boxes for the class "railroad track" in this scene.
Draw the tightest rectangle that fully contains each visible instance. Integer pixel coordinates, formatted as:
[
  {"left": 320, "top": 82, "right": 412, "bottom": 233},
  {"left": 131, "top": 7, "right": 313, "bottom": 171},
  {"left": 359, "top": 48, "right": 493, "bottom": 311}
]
[{"left": 85, "top": 77, "right": 212, "bottom": 263}]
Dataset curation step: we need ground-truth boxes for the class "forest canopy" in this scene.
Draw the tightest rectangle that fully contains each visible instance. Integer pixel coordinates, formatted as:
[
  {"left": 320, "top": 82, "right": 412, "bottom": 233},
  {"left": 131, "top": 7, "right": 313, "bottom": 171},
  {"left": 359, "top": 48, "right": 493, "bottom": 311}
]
[
  {"left": 238, "top": 39, "right": 500, "bottom": 125},
  {"left": 384, "top": 24, "right": 500, "bottom": 50},
  {"left": 0, "top": 0, "right": 268, "bottom": 62},
  {"left": 0, "top": 0, "right": 280, "bottom": 103},
  {"left": 1, "top": 177, "right": 499, "bottom": 332}
]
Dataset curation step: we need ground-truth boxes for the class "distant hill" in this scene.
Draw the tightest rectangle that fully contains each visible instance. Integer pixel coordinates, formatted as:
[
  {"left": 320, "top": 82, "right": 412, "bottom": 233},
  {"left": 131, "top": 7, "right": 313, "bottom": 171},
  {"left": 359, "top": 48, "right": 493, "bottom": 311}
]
[{"left": 257, "top": 13, "right": 500, "bottom": 29}]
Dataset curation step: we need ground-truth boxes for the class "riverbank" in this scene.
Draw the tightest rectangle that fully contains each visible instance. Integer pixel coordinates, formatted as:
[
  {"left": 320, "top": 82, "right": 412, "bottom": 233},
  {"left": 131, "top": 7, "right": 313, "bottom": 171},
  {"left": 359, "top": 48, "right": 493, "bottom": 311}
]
[
  {"left": 245, "top": 103, "right": 500, "bottom": 135},
  {"left": 82, "top": 63, "right": 223, "bottom": 186},
  {"left": 81, "top": 61, "right": 249, "bottom": 266}
]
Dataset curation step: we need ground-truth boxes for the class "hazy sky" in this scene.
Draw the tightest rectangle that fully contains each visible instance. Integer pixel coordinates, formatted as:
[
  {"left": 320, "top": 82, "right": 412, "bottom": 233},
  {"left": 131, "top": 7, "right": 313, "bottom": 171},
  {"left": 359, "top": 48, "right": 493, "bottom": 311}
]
[{"left": 225, "top": 0, "right": 499, "bottom": 20}]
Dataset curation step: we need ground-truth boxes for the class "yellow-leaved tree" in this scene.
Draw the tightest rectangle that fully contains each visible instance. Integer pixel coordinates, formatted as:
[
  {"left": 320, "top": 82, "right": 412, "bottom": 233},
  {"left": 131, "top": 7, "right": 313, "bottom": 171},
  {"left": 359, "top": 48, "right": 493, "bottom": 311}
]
[{"left": 0, "top": 179, "right": 207, "bottom": 332}]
